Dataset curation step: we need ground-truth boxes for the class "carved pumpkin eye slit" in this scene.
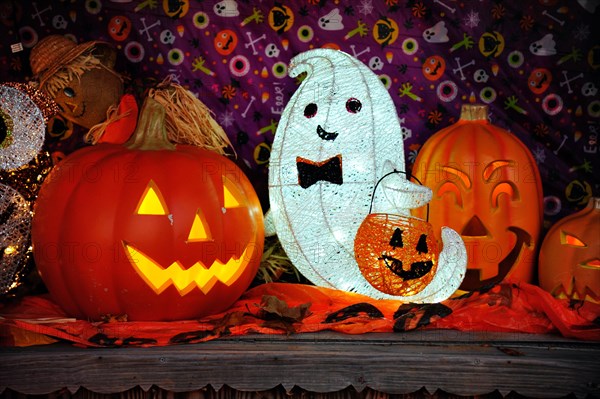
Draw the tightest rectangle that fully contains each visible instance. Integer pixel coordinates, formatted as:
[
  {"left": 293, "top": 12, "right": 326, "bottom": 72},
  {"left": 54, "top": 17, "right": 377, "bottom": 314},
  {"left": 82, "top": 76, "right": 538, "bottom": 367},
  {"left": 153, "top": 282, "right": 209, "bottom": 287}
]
[
  {"left": 222, "top": 176, "right": 245, "bottom": 208},
  {"left": 136, "top": 180, "right": 169, "bottom": 215},
  {"left": 491, "top": 182, "right": 519, "bottom": 208},
  {"left": 491, "top": 181, "right": 518, "bottom": 208},
  {"left": 437, "top": 181, "right": 463, "bottom": 207},
  {"left": 560, "top": 231, "right": 586, "bottom": 247},
  {"left": 441, "top": 166, "right": 471, "bottom": 188},
  {"left": 483, "top": 160, "right": 513, "bottom": 180}
]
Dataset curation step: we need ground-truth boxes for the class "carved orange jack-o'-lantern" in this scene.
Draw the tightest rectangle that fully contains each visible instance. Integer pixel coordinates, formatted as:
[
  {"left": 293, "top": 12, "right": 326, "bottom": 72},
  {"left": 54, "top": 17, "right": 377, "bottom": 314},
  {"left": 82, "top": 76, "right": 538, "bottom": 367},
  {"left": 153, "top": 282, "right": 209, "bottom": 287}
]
[
  {"left": 412, "top": 104, "right": 543, "bottom": 291},
  {"left": 528, "top": 68, "right": 552, "bottom": 95},
  {"left": 32, "top": 98, "right": 264, "bottom": 321},
  {"left": 214, "top": 29, "right": 238, "bottom": 56},
  {"left": 539, "top": 197, "right": 600, "bottom": 302},
  {"left": 355, "top": 214, "right": 438, "bottom": 296},
  {"left": 422, "top": 55, "right": 446, "bottom": 81}
]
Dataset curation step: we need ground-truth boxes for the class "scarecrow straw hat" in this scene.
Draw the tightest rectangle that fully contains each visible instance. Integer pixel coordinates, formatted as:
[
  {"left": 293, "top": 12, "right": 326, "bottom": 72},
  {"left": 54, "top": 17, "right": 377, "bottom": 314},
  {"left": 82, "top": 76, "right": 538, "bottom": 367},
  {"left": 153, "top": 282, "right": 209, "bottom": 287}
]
[{"left": 29, "top": 35, "right": 117, "bottom": 89}]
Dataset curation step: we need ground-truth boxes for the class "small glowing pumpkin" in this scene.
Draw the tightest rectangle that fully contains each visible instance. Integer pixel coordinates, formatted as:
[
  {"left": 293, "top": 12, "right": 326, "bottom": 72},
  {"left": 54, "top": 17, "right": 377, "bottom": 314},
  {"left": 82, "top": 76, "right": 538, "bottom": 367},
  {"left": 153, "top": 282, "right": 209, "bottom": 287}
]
[
  {"left": 412, "top": 104, "right": 543, "bottom": 291},
  {"left": 539, "top": 197, "right": 600, "bottom": 302},
  {"left": 355, "top": 213, "right": 439, "bottom": 296},
  {"left": 32, "top": 98, "right": 264, "bottom": 321}
]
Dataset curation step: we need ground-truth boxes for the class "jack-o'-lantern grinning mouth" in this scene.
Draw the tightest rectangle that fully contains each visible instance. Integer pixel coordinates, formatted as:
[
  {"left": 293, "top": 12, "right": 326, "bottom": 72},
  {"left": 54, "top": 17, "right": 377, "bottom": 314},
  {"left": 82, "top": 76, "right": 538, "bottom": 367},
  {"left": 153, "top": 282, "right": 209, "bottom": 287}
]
[
  {"left": 462, "top": 226, "right": 532, "bottom": 290},
  {"left": 380, "top": 254, "right": 434, "bottom": 280},
  {"left": 122, "top": 241, "right": 254, "bottom": 296},
  {"left": 552, "top": 274, "right": 600, "bottom": 303}
]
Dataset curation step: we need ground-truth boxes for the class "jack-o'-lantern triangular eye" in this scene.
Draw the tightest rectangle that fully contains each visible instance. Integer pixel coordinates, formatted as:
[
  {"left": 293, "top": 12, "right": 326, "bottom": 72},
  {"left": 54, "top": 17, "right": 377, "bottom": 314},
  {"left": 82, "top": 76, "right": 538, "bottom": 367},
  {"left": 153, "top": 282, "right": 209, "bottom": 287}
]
[
  {"left": 560, "top": 231, "right": 586, "bottom": 247},
  {"left": 135, "top": 180, "right": 169, "bottom": 215},
  {"left": 223, "top": 176, "right": 244, "bottom": 208}
]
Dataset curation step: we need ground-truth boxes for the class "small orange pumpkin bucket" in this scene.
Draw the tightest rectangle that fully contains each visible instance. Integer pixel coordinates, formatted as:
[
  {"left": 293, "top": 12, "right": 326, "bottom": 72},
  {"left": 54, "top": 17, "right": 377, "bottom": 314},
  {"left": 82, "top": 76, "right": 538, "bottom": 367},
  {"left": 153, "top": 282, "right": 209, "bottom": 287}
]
[{"left": 354, "top": 171, "right": 438, "bottom": 297}]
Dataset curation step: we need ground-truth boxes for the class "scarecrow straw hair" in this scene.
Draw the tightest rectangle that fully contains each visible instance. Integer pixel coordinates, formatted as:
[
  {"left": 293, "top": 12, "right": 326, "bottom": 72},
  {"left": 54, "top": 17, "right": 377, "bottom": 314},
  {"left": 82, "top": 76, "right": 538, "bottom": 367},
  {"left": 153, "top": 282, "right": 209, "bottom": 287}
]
[
  {"left": 85, "top": 103, "right": 131, "bottom": 144},
  {"left": 42, "top": 54, "right": 103, "bottom": 97},
  {"left": 148, "top": 82, "right": 233, "bottom": 155},
  {"left": 257, "top": 237, "right": 298, "bottom": 283},
  {"left": 86, "top": 80, "right": 233, "bottom": 154}
]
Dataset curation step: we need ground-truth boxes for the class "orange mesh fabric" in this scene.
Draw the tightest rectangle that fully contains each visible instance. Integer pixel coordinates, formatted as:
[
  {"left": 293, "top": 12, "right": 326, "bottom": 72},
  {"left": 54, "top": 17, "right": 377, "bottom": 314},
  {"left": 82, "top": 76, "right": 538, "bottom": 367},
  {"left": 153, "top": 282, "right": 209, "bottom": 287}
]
[{"left": 1, "top": 281, "right": 598, "bottom": 347}]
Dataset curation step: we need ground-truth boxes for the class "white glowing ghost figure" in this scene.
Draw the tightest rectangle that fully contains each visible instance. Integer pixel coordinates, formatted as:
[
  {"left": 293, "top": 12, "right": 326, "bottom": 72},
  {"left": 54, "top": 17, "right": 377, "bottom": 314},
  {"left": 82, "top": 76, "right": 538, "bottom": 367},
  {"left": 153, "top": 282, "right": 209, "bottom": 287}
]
[{"left": 267, "top": 49, "right": 466, "bottom": 301}]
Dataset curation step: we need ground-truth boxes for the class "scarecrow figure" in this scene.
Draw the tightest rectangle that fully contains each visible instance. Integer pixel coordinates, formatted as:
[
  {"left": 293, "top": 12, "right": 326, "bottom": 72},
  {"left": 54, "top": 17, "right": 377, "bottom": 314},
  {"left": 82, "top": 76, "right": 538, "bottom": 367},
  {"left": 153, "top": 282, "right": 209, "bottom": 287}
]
[
  {"left": 29, "top": 34, "right": 230, "bottom": 151},
  {"left": 29, "top": 34, "right": 137, "bottom": 144}
]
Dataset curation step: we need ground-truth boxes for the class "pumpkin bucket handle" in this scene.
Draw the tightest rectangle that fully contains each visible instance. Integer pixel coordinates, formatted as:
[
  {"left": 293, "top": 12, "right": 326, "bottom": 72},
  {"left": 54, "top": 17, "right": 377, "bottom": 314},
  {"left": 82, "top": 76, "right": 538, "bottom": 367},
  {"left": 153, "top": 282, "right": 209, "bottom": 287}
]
[{"left": 368, "top": 169, "right": 430, "bottom": 221}]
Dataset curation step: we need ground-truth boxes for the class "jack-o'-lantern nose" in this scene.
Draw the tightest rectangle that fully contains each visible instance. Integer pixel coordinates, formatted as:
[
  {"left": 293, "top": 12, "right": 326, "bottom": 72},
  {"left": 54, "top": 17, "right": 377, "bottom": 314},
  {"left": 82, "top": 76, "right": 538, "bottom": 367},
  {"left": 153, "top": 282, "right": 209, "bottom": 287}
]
[
  {"left": 462, "top": 215, "right": 489, "bottom": 237},
  {"left": 187, "top": 210, "right": 212, "bottom": 242}
]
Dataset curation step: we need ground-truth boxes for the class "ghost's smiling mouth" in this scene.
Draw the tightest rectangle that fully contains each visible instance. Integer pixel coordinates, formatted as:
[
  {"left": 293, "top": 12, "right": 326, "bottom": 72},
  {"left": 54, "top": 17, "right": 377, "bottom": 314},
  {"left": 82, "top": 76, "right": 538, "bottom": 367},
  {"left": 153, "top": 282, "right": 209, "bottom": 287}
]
[{"left": 317, "top": 125, "right": 338, "bottom": 141}]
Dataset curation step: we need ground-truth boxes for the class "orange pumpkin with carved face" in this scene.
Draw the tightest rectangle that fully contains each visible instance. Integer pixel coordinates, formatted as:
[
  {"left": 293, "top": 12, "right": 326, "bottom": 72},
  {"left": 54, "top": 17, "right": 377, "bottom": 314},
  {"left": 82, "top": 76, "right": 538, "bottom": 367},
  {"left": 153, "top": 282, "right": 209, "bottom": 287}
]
[
  {"left": 412, "top": 104, "right": 543, "bottom": 291},
  {"left": 32, "top": 98, "right": 264, "bottom": 321},
  {"left": 539, "top": 197, "right": 600, "bottom": 302},
  {"left": 355, "top": 214, "right": 439, "bottom": 296}
]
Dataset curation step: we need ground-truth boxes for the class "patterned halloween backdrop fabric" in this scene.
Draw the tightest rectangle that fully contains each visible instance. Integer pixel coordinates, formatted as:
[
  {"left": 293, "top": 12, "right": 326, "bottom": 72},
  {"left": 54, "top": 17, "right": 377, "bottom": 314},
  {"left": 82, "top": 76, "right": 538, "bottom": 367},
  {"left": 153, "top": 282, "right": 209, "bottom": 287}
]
[{"left": 0, "top": 0, "right": 598, "bottom": 224}]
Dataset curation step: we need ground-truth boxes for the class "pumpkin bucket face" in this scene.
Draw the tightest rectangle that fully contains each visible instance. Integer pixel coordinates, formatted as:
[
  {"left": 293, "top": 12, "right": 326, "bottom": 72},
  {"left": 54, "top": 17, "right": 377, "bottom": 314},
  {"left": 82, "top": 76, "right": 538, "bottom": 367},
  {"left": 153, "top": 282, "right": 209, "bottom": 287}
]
[
  {"left": 412, "top": 104, "right": 543, "bottom": 291},
  {"left": 355, "top": 214, "right": 438, "bottom": 296},
  {"left": 539, "top": 197, "right": 600, "bottom": 302}
]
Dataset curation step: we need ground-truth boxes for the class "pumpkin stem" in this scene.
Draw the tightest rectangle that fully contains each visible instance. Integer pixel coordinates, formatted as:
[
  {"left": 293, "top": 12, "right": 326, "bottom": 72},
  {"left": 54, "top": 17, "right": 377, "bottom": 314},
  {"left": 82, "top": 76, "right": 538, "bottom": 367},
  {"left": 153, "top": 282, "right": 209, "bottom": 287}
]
[
  {"left": 125, "top": 96, "right": 176, "bottom": 151},
  {"left": 460, "top": 104, "right": 489, "bottom": 122}
]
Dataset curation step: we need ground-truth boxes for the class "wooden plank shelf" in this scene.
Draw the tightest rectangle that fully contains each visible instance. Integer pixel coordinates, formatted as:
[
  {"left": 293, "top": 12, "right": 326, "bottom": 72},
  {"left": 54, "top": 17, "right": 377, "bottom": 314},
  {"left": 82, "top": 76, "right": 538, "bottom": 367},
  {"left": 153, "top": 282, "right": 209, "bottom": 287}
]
[{"left": 1, "top": 331, "right": 599, "bottom": 398}]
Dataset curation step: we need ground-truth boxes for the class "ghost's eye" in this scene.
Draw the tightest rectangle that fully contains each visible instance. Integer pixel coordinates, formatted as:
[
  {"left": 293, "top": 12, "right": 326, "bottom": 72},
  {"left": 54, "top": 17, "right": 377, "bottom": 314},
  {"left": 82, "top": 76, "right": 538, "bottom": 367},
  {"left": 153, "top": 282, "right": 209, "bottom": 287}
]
[
  {"left": 346, "top": 98, "right": 362, "bottom": 113},
  {"left": 304, "top": 103, "right": 318, "bottom": 118},
  {"left": 63, "top": 87, "right": 75, "bottom": 98}
]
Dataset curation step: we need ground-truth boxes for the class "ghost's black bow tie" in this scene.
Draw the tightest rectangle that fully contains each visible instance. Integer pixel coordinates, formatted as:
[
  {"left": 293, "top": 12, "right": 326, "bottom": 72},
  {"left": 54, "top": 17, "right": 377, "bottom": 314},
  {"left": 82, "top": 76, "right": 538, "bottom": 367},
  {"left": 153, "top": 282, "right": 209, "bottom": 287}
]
[{"left": 296, "top": 155, "right": 343, "bottom": 189}]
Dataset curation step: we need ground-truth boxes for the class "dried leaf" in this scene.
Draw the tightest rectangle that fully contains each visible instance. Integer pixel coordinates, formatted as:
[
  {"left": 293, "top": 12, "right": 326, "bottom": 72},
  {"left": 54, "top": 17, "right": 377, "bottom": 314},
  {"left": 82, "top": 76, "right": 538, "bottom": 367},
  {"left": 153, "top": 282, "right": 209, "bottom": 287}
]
[
  {"left": 210, "top": 311, "right": 251, "bottom": 335},
  {"left": 257, "top": 295, "right": 311, "bottom": 322},
  {"left": 255, "top": 295, "right": 311, "bottom": 334}
]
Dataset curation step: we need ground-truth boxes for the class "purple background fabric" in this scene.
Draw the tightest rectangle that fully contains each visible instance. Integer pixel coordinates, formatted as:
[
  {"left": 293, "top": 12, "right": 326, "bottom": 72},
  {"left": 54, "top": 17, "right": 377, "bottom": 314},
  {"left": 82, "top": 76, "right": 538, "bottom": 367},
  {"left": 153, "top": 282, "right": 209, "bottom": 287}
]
[{"left": 1, "top": 0, "right": 598, "bottom": 227}]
